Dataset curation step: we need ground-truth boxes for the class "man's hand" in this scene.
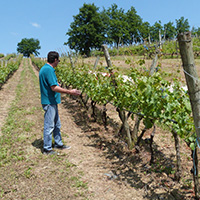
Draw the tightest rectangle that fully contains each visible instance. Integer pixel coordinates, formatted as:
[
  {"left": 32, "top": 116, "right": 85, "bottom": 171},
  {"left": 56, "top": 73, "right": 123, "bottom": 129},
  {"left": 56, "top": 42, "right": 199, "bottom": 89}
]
[
  {"left": 70, "top": 89, "right": 81, "bottom": 96},
  {"left": 51, "top": 85, "right": 81, "bottom": 96}
]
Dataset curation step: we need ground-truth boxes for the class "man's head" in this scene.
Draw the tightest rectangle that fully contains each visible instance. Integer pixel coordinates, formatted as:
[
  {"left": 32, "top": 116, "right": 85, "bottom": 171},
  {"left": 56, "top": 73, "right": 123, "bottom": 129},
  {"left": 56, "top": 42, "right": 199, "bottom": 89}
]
[{"left": 47, "top": 51, "right": 59, "bottom": 64}]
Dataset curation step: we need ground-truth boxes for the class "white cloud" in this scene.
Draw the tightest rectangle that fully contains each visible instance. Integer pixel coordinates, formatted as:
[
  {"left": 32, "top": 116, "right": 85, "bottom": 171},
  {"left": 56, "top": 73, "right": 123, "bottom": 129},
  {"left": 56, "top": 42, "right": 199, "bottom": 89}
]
[
  {"left": 30, "top": 22, "right": 41, "bottom": 28},
  {"left": 10, "top": 32, "right": 19, "bottom": 36}
]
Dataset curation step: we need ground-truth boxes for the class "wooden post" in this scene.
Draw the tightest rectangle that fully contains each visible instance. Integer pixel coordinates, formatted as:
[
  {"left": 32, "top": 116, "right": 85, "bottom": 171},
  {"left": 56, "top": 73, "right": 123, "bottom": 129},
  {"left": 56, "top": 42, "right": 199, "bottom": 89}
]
[
  {"left": 93, "top": 56, "right": 100, "bottom": 70},
  {"left": 148, "top": 34, "right": 151, "bottom": 44},
  {"left": 178, "top": 31, "right": 200, "bottom": 199},
  {"left": 102, "top": 45, "right": 116, "bottom": 87},
  {"left": 102, "top": 44, "right": 133, "bottom": 149},
  {"left": 149, "top": 54, "right": 158, "bottom": 76},
  {"left": 68, "top": 52, "right": 74, "bottom": 72},
  {"left": 102, "top": 45, "right": 113, "bottom": 71},
  {"left": 178, "top": 32, "right": 200, "bottom": 144},
  {"left": 159, "top": 30, "right": 162, "bottom": 49}
]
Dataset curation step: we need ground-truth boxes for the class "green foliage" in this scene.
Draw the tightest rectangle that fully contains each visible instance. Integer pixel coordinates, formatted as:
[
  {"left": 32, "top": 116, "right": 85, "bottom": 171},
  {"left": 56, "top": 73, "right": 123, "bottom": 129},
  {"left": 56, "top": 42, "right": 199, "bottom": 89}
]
[
  {"left": 17, "top": 38, "right": 41, "bottom": 57},
  {"left": 139, "top": 21, "right": 151, "bottom": 42},
  {"left": 192, "top": 27, "right": 200, "bottom": 37},
  {"left": 164, "top": 21, "right": 176, "bottom": 40},
  {"left": 193, "top": 37, "right": 200, "bottom": 58},
  {"left": 91, "top": 37, "right": 200, "bottom": 59},
  {"left": 54, "top": 59, "right": 195, "bottom": 151},
  {"left": 30, "top": 54, "right": 45, "bottom": 69},
  {"left": 0, "top": 53, "right": 4, "bottom": 58},
  {"left": 0, "top": 55, "right": 23, "bottom": 86},
  {"left": 103, "top": 4, "right": 130, "bottom": 47},
  {"left": 161, "top": 40, "right": 178, "bottom": 58},
  {"left": 176, "top": 16, "right": 190, "bottom": 34},
  {"left": 66, "top": 3, "right": 105, "bottom": 57},
  {"left": 150, "top": 21, "right": 163, "bottom": 42},
  {"left": 66, "top": 3, "right": 192, "bottom": 56},
  {"left": 4, "top": 53, "right": 17, "bottom": 60},
  {"left": 126, "top": 6, "right": 143, "bottom": 43}
]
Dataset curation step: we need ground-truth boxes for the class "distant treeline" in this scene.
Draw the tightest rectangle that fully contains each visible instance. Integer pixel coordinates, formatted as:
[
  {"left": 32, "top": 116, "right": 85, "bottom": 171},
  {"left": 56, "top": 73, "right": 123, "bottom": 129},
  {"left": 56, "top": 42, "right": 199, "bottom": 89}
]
[{"left": 65, "top": 3, "right": 198, "bottom": 57}]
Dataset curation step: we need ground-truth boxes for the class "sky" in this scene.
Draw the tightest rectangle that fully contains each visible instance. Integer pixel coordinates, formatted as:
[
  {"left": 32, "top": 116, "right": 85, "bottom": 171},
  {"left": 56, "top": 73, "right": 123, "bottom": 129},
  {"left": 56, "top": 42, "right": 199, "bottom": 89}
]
[{"left": 1, "top": 0, "right": 200, "bottom": 58}]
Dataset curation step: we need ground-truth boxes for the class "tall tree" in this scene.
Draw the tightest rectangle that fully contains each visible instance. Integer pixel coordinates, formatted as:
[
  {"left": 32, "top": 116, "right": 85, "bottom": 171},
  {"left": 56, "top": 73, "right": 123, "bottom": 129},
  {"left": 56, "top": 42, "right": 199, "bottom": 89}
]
[
  {"left": 66, "top": 3, "right": 105, "bottom": 57},
  {"left": 150, "top": 21, "right": 163, "bottom": 42},
  {"left": 176, "top": 16, "right": 190, "bottom": 34},
  {"left": 139, "top": 21, "right": 151, "bottom": 42},
  {"left": 104, "top": 4, "right": 130, "bottom": 48},
  {"left": 164, "top": 21, "right": 176, "bottom": 40},
  {"left": 126, "top": 6, "right": 143, "bottom": 44},
  {"left": 191, "top": 26, "right": 200, "bottom": 37},
  {"left": 100, "top": 8, "right": 112, "bottom": 45},
  {"left": 17, "top": 38, "right": 40, "bottom": 57}
]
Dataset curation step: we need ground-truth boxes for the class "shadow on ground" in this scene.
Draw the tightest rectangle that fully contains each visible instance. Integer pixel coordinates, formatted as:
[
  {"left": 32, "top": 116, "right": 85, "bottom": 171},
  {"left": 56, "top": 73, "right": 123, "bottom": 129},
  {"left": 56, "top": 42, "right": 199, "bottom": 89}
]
[
  {"left": 61, "top": 95, "right": 191, "bottom": 200},
  {"left": 32, "top": 138, "right": 43, "bottom": 153}
]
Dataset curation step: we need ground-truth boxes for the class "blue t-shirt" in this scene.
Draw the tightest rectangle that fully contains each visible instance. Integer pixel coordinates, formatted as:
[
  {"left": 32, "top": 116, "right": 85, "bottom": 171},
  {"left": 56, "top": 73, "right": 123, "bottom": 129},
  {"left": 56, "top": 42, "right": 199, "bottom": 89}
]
[{"left": 39, "top": 63, "right": 61, "bottom": 105}]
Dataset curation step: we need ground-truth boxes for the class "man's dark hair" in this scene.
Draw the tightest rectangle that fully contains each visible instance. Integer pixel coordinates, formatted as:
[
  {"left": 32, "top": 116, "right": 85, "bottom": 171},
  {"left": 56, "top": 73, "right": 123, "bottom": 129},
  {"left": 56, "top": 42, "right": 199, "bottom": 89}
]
[{"left": 47, "top": 51, "right": 59, "bottom": 63}]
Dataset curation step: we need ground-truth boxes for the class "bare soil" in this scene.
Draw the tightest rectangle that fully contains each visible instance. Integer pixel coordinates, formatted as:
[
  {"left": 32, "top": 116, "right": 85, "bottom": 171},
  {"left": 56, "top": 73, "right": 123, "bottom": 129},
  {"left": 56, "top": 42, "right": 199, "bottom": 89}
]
[
  {"left": 0, "top": 58, "right": 198, "bottom": 199},
  {"left": 83, "top": 56, "right": 200, "bottom": 83}
]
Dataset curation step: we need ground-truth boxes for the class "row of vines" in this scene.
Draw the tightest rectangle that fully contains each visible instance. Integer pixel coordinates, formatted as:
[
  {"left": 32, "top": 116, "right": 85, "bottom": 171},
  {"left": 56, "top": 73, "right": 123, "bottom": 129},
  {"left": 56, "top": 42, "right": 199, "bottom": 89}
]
[
  {"left": 90, "top": 37, "right": 200, "bottom": 60},
  {"left": 31, "top": 43, "right": 199, "bottom": 198},
  {"left": 0, "top": 54, "right": 23, "bottom": 88}
]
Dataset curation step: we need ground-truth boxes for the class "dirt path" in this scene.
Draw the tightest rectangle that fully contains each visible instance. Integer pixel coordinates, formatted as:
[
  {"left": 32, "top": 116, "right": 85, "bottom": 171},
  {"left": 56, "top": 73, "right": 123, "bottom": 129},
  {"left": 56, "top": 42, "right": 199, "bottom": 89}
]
[
  {"left": 0, "top": 58, "right": 147, "bottom": 200},
  {"left": 32, "top": 62, "right": 147, "bottom": 199},
  {"left": 59, "top": 102, "right": 145, "bottom": 200}
]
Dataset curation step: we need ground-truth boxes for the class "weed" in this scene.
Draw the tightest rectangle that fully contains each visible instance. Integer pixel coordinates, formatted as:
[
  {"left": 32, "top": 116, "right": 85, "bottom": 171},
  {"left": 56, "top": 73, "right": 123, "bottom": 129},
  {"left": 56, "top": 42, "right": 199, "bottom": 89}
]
[
  {"left": 24, "top": 167, "right": 32, "bottom": 178},
  {"left": 70, "top": 176, "right": 88, "bottom": 189}
]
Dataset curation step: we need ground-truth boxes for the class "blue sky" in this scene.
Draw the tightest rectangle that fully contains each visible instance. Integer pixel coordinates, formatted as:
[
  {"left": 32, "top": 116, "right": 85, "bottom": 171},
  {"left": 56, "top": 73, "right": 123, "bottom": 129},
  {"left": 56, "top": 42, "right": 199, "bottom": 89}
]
[{"left": 1, "top": 0, "right": 200, "bottom": 57}]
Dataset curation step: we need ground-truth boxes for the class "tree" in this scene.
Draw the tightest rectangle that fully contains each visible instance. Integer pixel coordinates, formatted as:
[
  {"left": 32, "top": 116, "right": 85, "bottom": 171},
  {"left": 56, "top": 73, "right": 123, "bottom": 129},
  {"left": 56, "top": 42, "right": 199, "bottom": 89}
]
[
  {"left": 66, "top": 3, "right": 105, "bottom": 57},
  {"left": 104, "top": 4, "right": 129, "bottom": 48},
  {"left": 150, "top": 21, "right": 163, "bottom": 42},
  {"left": 17, "top": 38, "right": 41, "bottom": 57},
  {"left": 126, "top": 6, "right": 143, "bottom": 44},
  {"left": 139, "top": 21, "right": 151, "bottom": 42},
  {"left": 164, "top": 21, "right": 176, "bottom": 40},
  {"left": 191, "top": 26, "right": 200, "bottom": 37},
  {"left": 100, "top": 8, "right": 112, "bottom": 45},
  {"left": 176, "top": 16, "right": 190, "bottom": 34}
]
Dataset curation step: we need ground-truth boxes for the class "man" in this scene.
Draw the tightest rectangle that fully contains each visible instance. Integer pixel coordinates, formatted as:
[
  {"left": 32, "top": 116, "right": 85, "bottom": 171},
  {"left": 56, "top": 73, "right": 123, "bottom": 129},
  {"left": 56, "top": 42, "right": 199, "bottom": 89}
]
[{"left": 39, "top": 51, "right": 81, "bottom": 155}]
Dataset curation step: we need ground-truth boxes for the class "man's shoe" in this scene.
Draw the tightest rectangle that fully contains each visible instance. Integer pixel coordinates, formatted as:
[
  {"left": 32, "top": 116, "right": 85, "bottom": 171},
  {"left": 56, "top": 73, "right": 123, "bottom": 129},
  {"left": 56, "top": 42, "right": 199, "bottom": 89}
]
[
  {"left": 54, "top": 145, "right": 71, "bottom": 150},
  {"left": 43, "top": 150, "right": 58, "bottom": 155}
]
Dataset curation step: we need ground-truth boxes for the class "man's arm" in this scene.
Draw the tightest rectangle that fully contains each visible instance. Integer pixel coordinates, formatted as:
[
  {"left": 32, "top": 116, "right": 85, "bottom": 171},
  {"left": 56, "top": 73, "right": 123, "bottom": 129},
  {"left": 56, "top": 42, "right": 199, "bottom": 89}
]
[{"left": 51, "top": 85, "right": 81, "bottom": 96}]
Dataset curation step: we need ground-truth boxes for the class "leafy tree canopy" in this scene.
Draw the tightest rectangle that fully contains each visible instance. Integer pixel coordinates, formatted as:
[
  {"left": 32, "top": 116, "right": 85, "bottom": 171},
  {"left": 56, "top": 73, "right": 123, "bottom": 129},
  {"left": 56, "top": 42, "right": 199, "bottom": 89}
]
[
  {"left": 139, "top": 21, "right": 151, "bottom": 42},
  {"left": 66, "top": 3, "right": 192, "bottom": 56},
  {"left": 66, "top": 3, "right": 105, "bottom": 57},
  {"left": 176, "top": 16, "right": 190, "bottom": 34},
  {"left": 164, "top": 21, "right": 176, "bottom": 40},
  {"left": 17, "top": 38, "right": 41, "bottom": 57},
  {"left": 104, "top": 4, "right": 130, "bottom": 48},
  {"left": 126, "top": 6, "right": 143, "bottom": 44},
  {"left": 191, "top": 27, "right": 200, "bottom": 37},
  {"left": 150, "top": 21, "right": 163, "bottom": 42}
]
